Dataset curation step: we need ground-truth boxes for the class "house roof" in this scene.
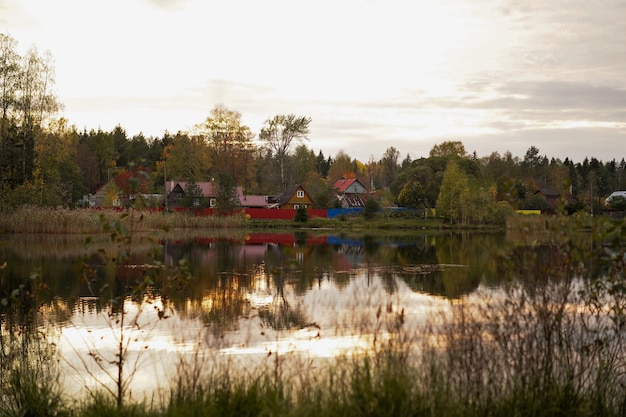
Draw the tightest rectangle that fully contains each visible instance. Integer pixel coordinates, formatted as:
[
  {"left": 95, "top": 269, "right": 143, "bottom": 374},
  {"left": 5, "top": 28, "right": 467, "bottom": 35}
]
[
  {"left": 166, "top": 181, "right": 249, "bottom": 198},
  {"left": 238, "top": 194, "right": 268, "bottom": 207},
  {"left": 333, "top": 178, "right": 359, "bottom": 193},
  {"left": 271, "top": 184, "right": 300, "bottom": 205},
  {"left": 535, "top": 188, "right": 561, "bottom": 198},
  {"left": 166, "top": 181, "right": 218, "bottom": 196}
]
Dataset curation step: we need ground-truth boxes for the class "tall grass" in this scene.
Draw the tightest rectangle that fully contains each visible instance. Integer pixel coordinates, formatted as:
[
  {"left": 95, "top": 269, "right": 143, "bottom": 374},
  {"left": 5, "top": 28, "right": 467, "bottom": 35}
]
[
  {"left": 0, "top": 279, "right": 67, "bottom": 417},
  {"left": 0, "top": 206, "right": 248, "bottom": 234}
]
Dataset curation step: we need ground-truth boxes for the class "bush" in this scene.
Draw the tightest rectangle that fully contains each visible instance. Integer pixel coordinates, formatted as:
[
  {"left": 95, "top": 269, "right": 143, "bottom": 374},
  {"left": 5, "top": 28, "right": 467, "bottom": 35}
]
[
  {"left": 485, "top": 201, "right": 515, "bottom": 226},
  {"left": 363, "top": 198, "right": 380, "bottom": 220}
]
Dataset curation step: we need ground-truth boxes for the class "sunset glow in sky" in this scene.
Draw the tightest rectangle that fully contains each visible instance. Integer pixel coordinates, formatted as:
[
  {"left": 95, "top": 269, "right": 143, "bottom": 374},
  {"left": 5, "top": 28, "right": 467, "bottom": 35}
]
[{"left": 2, "top": 0, "right": 625, "bottom": 162}]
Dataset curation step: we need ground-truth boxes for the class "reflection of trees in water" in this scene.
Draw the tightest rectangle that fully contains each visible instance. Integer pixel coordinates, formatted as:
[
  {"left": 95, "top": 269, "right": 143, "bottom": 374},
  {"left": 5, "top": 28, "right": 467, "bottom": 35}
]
[
  {"left": 258, "top": 247, "right": 308, "bottom": 331},
  {"left": 430, "top": 233, "right": 507, "bottom": 298},
  {"left": 195, "top": 280, "right": 250, "bottom": 332},
  {"left": 258, "top": 301, "right": 306, "bottom": 331},
  {"left": 13, "top": 231, "right": 605, "bottom": 336}
]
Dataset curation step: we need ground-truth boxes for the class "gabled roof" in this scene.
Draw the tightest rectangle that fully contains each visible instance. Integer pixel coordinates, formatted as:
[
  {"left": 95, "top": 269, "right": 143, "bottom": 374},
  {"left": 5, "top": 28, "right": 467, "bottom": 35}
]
[
  {"left": 333, "top": 178, "right": 359, "bottom": 193},
  {"left": 271, "top": 184, "right": 300, "bottom": 205},
  {"left": 166, "top": 181, "right": 248, "bottom": 198},
  {"left": 166, "top": 181, "right": 218, "bottom": 196},
  {"left": 534, "top": 188, "right": 561, "bottom": 198}
]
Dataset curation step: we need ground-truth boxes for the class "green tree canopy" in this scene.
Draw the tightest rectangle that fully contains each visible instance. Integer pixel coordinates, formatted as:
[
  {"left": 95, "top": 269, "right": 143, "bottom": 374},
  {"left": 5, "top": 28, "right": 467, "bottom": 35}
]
[
  {"left": 164, "top": 133, "right": 211, "bottom": 182},
  {"left": 429, "top": 140, "right": 467, "bottom": 159}
]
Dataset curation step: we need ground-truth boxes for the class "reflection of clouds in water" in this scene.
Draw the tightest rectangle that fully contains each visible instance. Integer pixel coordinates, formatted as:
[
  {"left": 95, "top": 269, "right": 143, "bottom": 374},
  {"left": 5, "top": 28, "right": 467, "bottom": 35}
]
[
  {"left": 302, "top": 273, "right": 446, "bottom": 334},
  {"left": 56, "top": 268, "right": 450, "bottom": 401}
]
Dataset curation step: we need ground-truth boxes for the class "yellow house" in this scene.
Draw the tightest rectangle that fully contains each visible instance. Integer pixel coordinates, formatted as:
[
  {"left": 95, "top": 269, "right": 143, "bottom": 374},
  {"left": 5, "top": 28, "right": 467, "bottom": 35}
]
[{"left": 268, "top": 185, "right": 314, "bottom": 209}]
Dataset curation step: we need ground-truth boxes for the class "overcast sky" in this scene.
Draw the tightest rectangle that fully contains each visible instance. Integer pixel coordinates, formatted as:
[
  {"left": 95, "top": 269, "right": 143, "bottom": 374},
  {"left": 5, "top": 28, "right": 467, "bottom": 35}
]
[{"left": 2, "top": 0, "right": 625, "bottom": 163}]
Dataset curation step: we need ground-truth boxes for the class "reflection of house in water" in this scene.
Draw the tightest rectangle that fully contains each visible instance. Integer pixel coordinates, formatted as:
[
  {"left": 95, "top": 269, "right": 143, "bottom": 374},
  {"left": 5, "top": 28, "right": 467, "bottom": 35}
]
[
  {"left": 163, "top": 233, "right": 329, "bottom": 271},
  {"left": 327, "top": 236, "right": 365, "bottom": 271},
  {"left": 163, "top": 239, "right": 268, "bottom": 270}
]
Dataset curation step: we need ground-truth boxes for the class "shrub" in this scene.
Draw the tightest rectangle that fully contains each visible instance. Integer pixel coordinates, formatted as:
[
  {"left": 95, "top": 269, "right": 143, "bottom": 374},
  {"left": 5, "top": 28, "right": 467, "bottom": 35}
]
[
  {"left": 363, "top": 198, "right": 380, "bottom": 220},
  {"left": 485, "top": 200, "right": 515, "bottom": 226}
]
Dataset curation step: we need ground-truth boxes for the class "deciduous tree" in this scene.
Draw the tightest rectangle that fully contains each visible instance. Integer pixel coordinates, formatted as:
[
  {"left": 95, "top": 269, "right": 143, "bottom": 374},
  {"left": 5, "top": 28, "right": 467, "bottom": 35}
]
[
  {"left": 437, "top": 159, "right": 470, "bottom": 223},
  {"left": 398, "top": 181, "right": 427, "bottom": 209},
  {"left": 327, "top": 149, "right": 354, "bottom": 184},
  {"left": 429, "top": 140, "right": 467, "bottom": 158},
  {"left": 193, "top": 105, "right": 255, "bottom": 186},
  {"left": 379, "top": 146, "right": 400, "bottom": 188},
  {"left": 164, "top": 132, "right": 211, "bottom": 182},
  {"left": 259, "top": 113, "right": 311, "bottom": 189}
]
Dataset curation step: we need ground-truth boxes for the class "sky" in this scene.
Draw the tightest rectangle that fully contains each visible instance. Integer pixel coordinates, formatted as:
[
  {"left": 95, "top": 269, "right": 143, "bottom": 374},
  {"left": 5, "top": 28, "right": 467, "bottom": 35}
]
[{"left": 2, "top": 0, "right": 625, "bottom": 164}]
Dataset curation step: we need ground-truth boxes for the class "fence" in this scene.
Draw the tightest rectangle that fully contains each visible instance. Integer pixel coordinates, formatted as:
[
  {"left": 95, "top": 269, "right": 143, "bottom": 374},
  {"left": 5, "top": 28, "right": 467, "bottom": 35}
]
[{"left": 327, "top": 208, "right": 364, "bottom": 218}]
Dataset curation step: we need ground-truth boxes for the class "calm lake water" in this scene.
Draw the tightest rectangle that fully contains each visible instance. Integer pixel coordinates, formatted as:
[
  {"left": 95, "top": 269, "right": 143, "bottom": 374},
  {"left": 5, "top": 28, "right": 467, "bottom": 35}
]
[{"left": 0, "top": 228, "right": 609, "bottom": 400}]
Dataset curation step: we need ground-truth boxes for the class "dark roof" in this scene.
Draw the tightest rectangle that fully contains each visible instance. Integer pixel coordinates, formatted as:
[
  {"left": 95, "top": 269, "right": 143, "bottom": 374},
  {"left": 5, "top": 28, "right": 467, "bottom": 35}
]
[
  {"left": 535, "top": 188, "right": 561, "bottom": 198},
  {"left": 273, "top": 185, "right": 301, "bottom": 205}
]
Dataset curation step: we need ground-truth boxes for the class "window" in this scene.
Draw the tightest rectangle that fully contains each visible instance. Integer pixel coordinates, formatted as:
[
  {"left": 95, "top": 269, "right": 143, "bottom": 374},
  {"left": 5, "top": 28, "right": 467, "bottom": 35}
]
[
  {"left": 209, "top": 198, "right": 216, "bottom": 207},
  {"left": 297, "top": 190, "right": 304, "bottom": 198}
]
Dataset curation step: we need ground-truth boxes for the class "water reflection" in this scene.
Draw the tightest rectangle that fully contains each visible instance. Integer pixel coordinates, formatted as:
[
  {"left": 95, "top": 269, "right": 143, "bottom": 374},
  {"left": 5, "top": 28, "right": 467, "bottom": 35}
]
[{"left": 1, "top": 229, "right": 608, "bottom": 400}]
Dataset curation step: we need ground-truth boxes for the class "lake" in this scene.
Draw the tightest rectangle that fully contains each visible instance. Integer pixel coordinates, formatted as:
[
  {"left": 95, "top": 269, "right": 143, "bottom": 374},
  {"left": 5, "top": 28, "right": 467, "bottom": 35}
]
[{"left": 0, "top": 227, "right": 620, "bottom": 404}]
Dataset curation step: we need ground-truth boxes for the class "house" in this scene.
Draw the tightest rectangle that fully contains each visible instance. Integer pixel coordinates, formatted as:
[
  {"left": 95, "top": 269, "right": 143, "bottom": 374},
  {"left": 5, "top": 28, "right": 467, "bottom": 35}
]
[
  {"left": 334, "top": 178, "right": 367, "bottom": 195},
  {"left": 165, "top": 181, "right": 219, "bottom": 208},
  {"left": 533, "top": 187, "right": 569, "bottom": 214},
  {"left": 93, "top": 182, "right": 121, "bottom": 207},
  {"left": 268, "top": 184, "right": 314, "bottom": 209},
  {"left": 333, "top": 178, "right": 367, "bottom": 208},
  {"left": 165, "top": 180, "right": 271, "bottom": 209}
]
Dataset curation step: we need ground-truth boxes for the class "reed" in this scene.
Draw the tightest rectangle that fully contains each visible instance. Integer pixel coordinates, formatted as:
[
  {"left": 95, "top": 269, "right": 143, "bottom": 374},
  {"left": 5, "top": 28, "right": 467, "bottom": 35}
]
[{"left": 0, "top": 206, "right": 248, "bottom": 234}]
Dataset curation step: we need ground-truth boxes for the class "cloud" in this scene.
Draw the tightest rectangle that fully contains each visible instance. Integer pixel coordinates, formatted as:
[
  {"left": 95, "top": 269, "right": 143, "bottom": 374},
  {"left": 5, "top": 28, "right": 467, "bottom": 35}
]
[
  {"left": 0, "top": 1, "right": 8, "bottom": 24},
  {"left": 464, "top": 126, "right": 626, "bottom": 163},
  {"left": 143, "top": 0, "right": 188, "bottom": 9}
]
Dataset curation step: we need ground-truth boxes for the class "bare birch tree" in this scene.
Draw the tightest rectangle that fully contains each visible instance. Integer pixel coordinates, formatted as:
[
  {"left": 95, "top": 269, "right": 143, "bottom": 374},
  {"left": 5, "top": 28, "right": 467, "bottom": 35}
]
[{"left": 259, "top": 114, "right": 311, "bottom": 190}]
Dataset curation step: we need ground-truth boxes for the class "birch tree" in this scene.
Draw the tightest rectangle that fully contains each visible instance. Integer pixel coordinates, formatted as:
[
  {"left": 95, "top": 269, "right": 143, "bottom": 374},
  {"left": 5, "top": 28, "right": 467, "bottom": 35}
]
[
  {"left": 0, "top": 34, "right": 20, "bottom": 123},
  {"left": 259, "top": 114, "right": 311, "bottom": 190}
]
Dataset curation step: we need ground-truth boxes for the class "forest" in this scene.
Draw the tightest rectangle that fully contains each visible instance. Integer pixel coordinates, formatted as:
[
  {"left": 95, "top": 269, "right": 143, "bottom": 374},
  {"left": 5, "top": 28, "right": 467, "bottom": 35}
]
[{"left": 1, "top": 33, "right": 625, "bottom": 222}]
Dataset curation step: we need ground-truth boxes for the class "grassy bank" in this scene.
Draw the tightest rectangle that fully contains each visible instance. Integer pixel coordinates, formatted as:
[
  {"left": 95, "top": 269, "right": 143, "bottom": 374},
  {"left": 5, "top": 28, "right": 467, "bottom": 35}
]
[
  {"left": 0, "top": 206, "right": 249, "bottom": 234},
  {"left": 1, "top": 206, "right": 617, "bottom": 235}
]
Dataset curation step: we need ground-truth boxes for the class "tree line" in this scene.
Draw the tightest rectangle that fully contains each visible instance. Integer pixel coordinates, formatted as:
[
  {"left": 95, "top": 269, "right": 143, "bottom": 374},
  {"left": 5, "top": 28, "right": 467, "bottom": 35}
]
[{"left": 1, "top": 33, "right": 625, "bottom": 222}]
